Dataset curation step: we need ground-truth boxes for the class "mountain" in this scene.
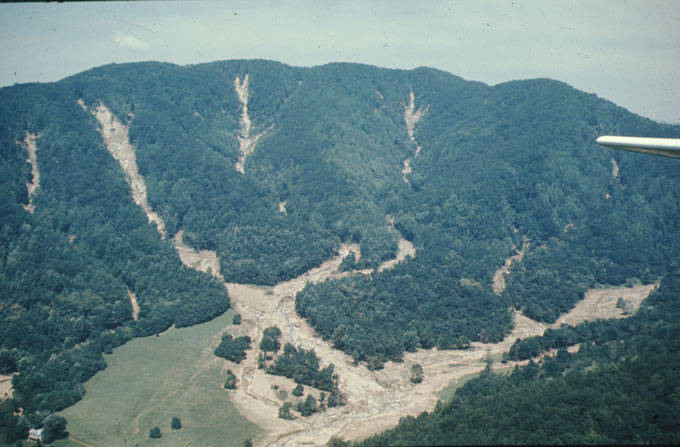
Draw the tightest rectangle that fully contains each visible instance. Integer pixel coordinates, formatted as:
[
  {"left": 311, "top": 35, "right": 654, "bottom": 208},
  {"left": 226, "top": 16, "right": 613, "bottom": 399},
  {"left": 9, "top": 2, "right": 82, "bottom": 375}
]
[{"left": 0, "top": 60, "right": 679, "bottom": 444}]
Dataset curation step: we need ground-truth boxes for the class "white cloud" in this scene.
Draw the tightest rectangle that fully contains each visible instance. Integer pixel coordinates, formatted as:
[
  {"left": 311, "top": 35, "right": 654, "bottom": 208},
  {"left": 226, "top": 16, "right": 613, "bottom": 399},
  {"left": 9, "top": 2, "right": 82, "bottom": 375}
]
[{"left": 114, "top": 32, "right": 151, "bottom": 51}]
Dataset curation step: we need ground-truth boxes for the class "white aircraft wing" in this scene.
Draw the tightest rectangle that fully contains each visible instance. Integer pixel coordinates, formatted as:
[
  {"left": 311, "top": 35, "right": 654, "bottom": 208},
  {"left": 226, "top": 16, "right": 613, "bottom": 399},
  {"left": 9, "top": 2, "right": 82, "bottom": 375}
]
[{"left": 596, "top": 136, "right": 680, "bottom": 159}]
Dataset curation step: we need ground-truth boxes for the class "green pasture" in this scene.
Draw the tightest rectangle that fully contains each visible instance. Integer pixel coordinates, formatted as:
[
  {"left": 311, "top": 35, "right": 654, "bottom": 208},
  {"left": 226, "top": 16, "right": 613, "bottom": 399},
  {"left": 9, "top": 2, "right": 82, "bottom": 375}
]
[
  {"left": 56, "top": 311, "right": 260, "bottom": 447},
  {"left": 438, "top": 365, "right": 514, "bottom": 402}
]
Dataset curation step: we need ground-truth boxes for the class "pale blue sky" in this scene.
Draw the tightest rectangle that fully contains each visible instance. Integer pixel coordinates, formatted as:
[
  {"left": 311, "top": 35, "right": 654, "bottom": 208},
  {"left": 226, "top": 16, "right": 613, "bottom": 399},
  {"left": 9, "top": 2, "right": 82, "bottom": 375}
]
[{"left": 1, "top": 0, "right": 679, "bottom": 123}]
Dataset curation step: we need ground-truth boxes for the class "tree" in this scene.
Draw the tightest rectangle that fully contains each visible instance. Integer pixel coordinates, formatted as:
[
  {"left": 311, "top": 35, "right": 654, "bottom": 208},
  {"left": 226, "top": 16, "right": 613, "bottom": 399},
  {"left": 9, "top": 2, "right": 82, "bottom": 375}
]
[
  {"left": 41, "top": 414, "right": 67, "bottom": 443},
  {"left": 298, "top": 394, "right": 317, "bottom": 416},
  {"left": 0, "top": 348, "right": 20, "bottom": 374},
  {"left": 263, "top": 326, "right": 282, "bottom": 339},
  {"left": 224, "top": 370, "right": 238, "bottom": 389},
  {"left": 292, "top": 383, "right": 304, "bottom": 396},
  {"left": 327, "top": 388, "right": 346, "bottom": 407},
  {"left": 214, "top": 334, "right": 251, "bottom": 363},
  {"left": 410, "top": 363, "right": 423, "bottom": 384},
  {"left": 232, "top": 313, "right": 242, "bottom": 325},
  {"left": 368, "top": 357, "right": 384, "bottom": 371},
  {"left": 260, "top": 326, "right": 282, "bottom": 353},
  {"left": 260, "top": 335, "right": 280, "bottom": 353},
  {"left": 149, "top": 426, "right": 162, "bottom": 438},
  {"left": 278, "top": 402, "right": 294, "bottom": 420},
  {"left": 171, "top": 416, "right": 182, "bottom": 430}
]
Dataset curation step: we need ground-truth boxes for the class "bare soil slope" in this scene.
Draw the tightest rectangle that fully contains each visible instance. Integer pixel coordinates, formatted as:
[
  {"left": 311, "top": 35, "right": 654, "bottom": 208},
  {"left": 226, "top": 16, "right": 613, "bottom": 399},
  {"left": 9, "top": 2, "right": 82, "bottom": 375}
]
[
  {"left": 20, "top": 132, "right": 41, "bottom": 213},
  {"left": 0, "top": 374, "right": 15, "bottom": 400},
  {"left": 89, "top": 102, "right": 166, "bottom": 237}
]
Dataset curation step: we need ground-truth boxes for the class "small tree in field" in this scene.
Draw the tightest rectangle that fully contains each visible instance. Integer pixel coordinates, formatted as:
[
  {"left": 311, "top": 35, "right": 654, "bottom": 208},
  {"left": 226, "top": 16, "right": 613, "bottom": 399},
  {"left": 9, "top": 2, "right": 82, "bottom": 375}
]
[
  {"left": 410, "top": 363, "right": 423, "bottom": 384},
  {"left": 149, "top": 426, "right": 162, "bottom": 438},
  {"left": 171, "top": 416, "right": 182, "bottom": 430},
  {"left": 224, "top": 369, "right": 238, "bottom": 389},
  {"left": 278, "top": 402, "right": 294, "bottom": 420}
]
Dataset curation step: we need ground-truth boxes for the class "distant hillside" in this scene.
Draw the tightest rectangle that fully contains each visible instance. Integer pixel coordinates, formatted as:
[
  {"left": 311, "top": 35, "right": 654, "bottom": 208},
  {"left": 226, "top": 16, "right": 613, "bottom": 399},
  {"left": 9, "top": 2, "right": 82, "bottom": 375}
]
[{"left": 1, "top": 60, "right": 679, "bottom": 443}]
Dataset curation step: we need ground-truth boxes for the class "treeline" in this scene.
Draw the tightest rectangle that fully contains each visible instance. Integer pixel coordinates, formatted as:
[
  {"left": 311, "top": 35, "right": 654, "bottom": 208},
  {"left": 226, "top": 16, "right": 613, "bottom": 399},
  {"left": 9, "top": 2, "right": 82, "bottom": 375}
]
[{"left": 361, "top": 274, "right": 680, "bottom": 445}]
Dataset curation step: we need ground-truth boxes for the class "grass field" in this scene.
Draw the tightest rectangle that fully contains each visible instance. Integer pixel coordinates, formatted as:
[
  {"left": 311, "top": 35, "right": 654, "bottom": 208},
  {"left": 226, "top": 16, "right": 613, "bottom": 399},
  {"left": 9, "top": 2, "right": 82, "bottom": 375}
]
[
  {"left": 56, "top": 311, "right": 260, "bottom": 447},
  {"left": 437, "top": 371, "right": 482, "bottom": 402},
  {"left": 438, "top": 365, "right": 514, "bottom": 402}
]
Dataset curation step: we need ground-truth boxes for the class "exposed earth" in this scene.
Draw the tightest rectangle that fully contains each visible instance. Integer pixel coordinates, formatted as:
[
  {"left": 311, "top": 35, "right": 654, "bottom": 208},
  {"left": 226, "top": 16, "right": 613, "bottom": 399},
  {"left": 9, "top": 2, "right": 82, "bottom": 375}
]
[
  {"left": 0, "top": 374, "right": 15, "bottom": 400},
  {"left": 20, "top": 131, "right": 41, "bottom": 213},
  {"left": 175, "top": 235, "right": 655, "bottom": 446}
]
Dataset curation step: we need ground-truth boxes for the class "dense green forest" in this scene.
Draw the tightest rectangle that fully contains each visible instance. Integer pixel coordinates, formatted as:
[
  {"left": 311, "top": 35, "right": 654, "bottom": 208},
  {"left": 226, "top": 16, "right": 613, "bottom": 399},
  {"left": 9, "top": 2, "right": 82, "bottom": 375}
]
[
  {"left": 1, "top": 59, "right": 679, "bottom": 443},
  {"left": 295, "top": 71, "right": 680, "bottom": 366}
]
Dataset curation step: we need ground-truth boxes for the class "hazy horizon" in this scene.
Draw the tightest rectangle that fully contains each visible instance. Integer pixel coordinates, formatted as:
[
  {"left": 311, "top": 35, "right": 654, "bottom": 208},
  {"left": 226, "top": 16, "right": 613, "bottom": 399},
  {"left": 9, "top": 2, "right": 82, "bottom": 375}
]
[{"left": 1, "top": 0, "right": 679, "bottom": 124}]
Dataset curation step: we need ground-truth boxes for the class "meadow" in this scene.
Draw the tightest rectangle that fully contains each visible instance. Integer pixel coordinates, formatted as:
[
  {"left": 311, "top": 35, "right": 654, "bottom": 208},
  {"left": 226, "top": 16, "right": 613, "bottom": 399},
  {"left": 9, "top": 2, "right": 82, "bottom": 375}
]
[{"left": 56, "top": 311, "right": 260, "bottom": 447}]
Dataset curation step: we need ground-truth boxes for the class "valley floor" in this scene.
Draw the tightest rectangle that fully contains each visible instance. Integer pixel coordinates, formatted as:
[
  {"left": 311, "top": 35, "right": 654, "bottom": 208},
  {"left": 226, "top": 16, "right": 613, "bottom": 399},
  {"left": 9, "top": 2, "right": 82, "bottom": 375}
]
[{"left": 58, "top": 239, "right": 655, "bottom": 447}]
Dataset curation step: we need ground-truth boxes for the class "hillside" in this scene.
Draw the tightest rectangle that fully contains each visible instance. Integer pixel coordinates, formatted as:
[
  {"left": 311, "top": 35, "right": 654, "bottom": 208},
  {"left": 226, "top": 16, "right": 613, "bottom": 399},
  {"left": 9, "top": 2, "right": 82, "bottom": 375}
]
[{"left": 1, "top": 60, "right": 679, "bottom": 444}]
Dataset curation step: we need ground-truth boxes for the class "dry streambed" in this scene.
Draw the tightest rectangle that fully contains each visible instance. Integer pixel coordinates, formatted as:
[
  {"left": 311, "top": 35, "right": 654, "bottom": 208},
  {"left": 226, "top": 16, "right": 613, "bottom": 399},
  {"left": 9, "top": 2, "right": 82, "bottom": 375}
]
[{"left": 174, "top": 236, "right": 655, "bottom": 446}]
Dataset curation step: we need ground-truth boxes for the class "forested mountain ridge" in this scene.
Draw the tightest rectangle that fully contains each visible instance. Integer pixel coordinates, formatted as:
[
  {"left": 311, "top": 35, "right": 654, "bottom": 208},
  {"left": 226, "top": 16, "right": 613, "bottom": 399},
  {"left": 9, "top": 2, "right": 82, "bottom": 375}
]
[{"left": 1, "top": 60, "right": 679, "bottom": 443}]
